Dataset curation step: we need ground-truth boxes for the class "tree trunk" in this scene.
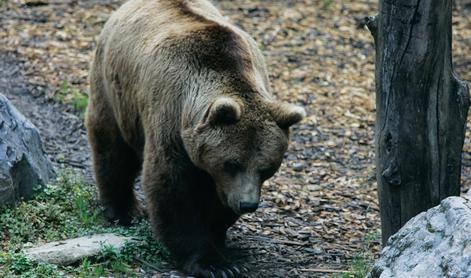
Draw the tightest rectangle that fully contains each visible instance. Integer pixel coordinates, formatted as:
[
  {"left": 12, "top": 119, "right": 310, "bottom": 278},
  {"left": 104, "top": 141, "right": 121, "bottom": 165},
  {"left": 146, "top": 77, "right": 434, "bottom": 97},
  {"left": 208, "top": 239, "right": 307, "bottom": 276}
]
[{"left": 366, "top": 0, "right": 470, "bottom": 245}]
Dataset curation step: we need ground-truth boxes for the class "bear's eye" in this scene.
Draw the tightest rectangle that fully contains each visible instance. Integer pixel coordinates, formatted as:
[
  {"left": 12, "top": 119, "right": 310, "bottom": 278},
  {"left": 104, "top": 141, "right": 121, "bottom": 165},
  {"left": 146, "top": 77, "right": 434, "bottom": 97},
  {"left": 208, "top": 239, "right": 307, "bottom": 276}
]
[
  {"left": 223, "top": 160, "right": 243, "bottom": 175},
  {"left": 259, "top": 167, "right": 277, "bottom": 181}
]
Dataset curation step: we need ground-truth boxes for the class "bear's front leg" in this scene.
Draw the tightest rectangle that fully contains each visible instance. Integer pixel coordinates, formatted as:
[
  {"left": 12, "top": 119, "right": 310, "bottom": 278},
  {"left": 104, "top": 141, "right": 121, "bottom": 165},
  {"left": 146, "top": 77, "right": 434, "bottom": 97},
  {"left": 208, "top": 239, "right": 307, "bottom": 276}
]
[{"left": 142, "top": 143, "right": 240, "bottom": 277}]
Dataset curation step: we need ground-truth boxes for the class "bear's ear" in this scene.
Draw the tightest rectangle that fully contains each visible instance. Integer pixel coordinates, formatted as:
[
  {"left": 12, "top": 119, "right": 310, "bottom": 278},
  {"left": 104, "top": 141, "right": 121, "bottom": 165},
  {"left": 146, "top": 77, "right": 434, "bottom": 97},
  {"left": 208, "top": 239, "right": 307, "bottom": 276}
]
[
  {"left": 202, "top": 97, "right": 242, "bottom": 126},
  {"left": 270, "top": 102, "right": 306, "bottom": 129}
]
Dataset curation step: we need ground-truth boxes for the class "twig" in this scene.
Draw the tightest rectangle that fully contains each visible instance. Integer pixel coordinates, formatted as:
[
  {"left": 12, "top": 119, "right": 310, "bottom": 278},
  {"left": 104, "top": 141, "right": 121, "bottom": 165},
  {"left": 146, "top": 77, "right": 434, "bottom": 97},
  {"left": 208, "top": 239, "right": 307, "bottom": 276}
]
[
  {"left": 232, "top": 251, "right": 267, "bottom": 260},
  {"left": 299, "top": 268, "right": 350, "bottom": 274},
  {"left": 62, "top": 160, "right": 87, "bottom": 169},
  {"left": 365, "top": 14, "right": 378, "bottom": 41},
  {"left": 244, "top": 235, "right": 307, "bottom": 246},
  {"left": 276, "top": 239, "right": 307, "bottom": 246}
]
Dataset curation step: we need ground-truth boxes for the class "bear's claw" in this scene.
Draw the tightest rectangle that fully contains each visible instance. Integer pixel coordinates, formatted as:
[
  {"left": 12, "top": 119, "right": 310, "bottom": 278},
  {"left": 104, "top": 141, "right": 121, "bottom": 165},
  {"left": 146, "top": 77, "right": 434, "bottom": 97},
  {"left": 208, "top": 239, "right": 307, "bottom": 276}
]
[
  {"left": 213, "top": 264, "right": 247, "bottom": 278},
  {"left": 191, "top": 265, "right": 245, "bottom": 278},
  {"left": 230, "top": 266, "right": 240, "bottom": 274},
  {"left": 181, "top": 257, "right": 248, "bottom": 278},
  {"left": 225, "top": 268, "right": 234, "bottom": 277}
]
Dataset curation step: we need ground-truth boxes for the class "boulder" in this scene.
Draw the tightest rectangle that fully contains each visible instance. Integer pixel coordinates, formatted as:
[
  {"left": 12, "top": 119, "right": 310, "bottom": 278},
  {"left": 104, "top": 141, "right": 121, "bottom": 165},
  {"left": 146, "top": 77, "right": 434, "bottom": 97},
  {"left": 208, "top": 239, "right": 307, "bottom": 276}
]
[
  {"left": 368, "top": 196, "right": 471, "bottom": 278},
  {"left": 0, "top": 93, "right": 54, "bottom": 205},
  {"left": 24, "top": 233, "right": 133, "bottom": 265}
]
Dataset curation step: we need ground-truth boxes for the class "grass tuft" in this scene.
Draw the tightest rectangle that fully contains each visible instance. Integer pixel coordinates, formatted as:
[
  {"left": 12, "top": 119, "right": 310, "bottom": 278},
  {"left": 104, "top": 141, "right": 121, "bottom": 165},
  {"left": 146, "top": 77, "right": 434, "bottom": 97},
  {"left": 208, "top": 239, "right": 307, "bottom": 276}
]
[
  {"left": 332, "top": 231, "right": 379, "bottom": 278},
  {"left": 57, "top": 80, "right": 89, "bottom": 117}
]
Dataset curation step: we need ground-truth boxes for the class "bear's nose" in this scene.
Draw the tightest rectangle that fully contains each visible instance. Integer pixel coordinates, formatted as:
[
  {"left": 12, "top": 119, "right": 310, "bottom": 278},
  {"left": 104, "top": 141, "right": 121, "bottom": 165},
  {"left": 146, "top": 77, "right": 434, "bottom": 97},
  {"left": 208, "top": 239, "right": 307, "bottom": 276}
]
[{"left": 239, "top": 202, "right": 259, "bottom": 213}]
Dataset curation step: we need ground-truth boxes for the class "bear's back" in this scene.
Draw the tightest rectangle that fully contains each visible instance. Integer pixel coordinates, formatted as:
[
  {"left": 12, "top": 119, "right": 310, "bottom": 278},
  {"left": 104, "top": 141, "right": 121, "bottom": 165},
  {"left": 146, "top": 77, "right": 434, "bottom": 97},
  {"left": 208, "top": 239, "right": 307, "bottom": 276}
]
[
  {"left": 97, "top": 0, "right": 265, "bottom": 93},
  {"left": 96, "top": 0, "right": 269, "bottom": 103},
  {"left": 91, "top": 0, "right": 271, "bottom": 147},
  {"left": 98, "top": 0, "right": 219, "bottom": 77}
]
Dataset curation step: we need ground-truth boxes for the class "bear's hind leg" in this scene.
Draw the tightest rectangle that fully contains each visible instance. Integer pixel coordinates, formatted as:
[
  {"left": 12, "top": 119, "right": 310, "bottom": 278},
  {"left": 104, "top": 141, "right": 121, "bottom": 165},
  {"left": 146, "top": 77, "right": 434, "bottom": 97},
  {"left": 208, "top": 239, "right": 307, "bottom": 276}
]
[{"left": 86, "top": 101, "right": 142, "bottom": 225}]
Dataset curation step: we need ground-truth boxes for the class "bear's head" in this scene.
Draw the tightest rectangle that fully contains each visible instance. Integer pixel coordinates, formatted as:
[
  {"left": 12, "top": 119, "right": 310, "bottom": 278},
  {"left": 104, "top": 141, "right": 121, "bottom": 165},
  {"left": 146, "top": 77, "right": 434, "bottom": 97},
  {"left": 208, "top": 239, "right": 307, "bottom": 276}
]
[{"left": 182, "top": 96, "right": 305, "bottom": 215}]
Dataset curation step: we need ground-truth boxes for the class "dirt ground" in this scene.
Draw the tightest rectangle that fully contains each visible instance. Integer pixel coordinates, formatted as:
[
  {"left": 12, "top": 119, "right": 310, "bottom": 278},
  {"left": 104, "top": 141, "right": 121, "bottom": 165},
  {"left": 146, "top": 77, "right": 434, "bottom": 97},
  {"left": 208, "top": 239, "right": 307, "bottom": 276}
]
[{"left": 1, "top": 0, "right": 471, "bottom": 277}]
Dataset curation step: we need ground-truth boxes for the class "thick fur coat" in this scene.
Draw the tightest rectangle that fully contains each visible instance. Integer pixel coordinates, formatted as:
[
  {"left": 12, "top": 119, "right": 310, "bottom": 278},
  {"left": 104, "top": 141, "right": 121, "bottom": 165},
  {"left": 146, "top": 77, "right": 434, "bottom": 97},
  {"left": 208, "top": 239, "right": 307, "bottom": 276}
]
[{"left": 86, "top": 0, "right": 305, "bottom": 276}]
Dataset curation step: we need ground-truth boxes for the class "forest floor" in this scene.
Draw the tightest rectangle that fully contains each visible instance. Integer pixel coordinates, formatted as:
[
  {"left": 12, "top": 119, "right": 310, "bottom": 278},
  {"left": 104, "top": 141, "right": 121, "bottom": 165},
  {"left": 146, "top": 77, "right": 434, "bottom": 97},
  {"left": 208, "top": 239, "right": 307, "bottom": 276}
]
[{"left": 1, "top": 0, "right": 471, "bottom": 277}]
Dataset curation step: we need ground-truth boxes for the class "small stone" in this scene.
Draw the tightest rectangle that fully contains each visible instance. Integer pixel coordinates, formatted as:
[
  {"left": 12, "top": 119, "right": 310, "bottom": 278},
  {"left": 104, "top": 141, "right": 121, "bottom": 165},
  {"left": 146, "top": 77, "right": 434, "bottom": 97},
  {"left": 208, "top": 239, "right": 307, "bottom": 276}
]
[
  {"left": 24, "top": 234, "right": 133, "bottom": 266},
  {"left": 23, "top": 242, "right": 34, "bottom": 248},
  {"left": 304, "top": 247, "right": 323, "bottom": 255},
  {"left": 292, "top": 162, "right": 305, "bottom": 171},
  {"left": 286, "top": 154, "right": 297, "bottom": 161}
]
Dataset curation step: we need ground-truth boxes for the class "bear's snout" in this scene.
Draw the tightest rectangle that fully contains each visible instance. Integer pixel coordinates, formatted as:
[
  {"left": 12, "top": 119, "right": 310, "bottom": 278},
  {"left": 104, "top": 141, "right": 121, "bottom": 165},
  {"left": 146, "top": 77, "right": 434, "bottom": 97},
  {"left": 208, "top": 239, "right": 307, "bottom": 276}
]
[
  {"left": 231, "top": 188, "right": 261, "bottom": 215},
  {"left": 239, "top": 201, "right": 259, "bottom": 214}
]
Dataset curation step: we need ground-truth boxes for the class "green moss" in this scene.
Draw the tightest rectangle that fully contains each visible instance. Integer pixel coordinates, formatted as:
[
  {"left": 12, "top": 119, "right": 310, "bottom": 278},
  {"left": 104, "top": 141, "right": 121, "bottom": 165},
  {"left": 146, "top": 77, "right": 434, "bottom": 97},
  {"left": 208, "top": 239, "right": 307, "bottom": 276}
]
[
  {"left": 426, "top": 222, "right": 435, "bottom": 233},
  {"left": 439, "top": 261, "right": 450, "bottom": 277},
  {"left": 423, "top": 241, "right": 433, "bottom": 251}
]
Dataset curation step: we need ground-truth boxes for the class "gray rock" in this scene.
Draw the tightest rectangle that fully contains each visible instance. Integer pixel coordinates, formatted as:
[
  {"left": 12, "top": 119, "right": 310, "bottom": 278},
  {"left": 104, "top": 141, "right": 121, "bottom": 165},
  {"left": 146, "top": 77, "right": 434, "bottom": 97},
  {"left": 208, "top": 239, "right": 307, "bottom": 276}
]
[
  {"left": 292, "top": 162, "right": 306, "bottom": 172},
  {"left": 0, "top": 93, "right": 54, "bottom": 205},
  {"left": 24, "top": 233, "right": 133, "bottom": 265},
  {"left": 368, "top": 196, "right": 471, "bottom": 278}
]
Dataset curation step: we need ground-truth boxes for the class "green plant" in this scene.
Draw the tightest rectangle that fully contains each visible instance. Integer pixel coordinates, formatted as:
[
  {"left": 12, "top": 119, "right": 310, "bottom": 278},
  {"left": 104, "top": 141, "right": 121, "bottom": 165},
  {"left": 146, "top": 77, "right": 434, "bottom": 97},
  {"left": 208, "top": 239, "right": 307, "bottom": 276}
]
[
  {"left": 0, "top": 252, "right": 61, "bottom": 277},
  {"left": 56, "top": 80, "right": 88, "bottom": 116},
  {"left": 71, "top": 89, "right": 89, "bottom": 116},
  {"left": 323, "top": 0, "right": 333, "bottom": 9},
  {"left": 77, "top": 258, "right": 106, "bottom": 278},
  {"left": 95, "top": 244, "right": 131, "bottom": 275},
  {"left": 72, "top": 184, "right": 99, "bottom": 228},
  {"left": 332, "top": 231, "right": 379, "bottom": 278},
  {"left": 9, "top": 253, "right": 33, "bottom": 274},
  {"left": 57, "top": 80, "right": 70, "bottom": 103}
]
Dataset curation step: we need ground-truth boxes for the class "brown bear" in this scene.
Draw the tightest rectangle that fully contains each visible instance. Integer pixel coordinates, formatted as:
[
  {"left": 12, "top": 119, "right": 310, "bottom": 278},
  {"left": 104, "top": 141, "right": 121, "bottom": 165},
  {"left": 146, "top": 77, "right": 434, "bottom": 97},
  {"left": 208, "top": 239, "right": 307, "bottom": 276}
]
[{"left": 85, "top": 0, "right": 305, "bottom": 277}]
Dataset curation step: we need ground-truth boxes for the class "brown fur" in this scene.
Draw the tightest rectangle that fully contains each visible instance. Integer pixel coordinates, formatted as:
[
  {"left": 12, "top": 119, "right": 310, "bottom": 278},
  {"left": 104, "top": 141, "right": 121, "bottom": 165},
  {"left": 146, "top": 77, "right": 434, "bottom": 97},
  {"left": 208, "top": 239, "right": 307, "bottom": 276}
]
[{"left": 86, "top": 0, "right": 305, "bottom": 276}]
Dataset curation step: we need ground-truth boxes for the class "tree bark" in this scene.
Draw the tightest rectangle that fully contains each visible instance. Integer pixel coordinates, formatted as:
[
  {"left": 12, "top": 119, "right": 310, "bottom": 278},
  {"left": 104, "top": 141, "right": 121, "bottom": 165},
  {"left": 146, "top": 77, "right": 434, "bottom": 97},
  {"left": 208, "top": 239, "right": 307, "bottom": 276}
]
[{"left": 367, "top": 0, "right": 470, "bottom": 245}]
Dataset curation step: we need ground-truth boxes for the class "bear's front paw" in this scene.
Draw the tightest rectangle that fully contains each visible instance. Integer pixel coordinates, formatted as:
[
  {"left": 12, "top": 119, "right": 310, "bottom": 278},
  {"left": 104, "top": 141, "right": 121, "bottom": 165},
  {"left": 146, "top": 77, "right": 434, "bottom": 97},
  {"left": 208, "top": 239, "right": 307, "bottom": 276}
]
[{"left": 182, "top": 260, "right": 246, "bottom": 278}]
